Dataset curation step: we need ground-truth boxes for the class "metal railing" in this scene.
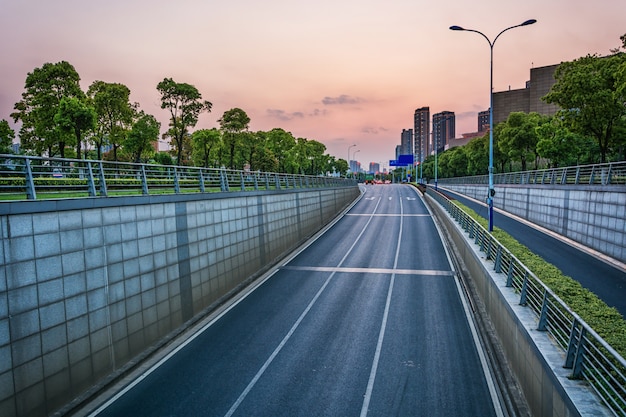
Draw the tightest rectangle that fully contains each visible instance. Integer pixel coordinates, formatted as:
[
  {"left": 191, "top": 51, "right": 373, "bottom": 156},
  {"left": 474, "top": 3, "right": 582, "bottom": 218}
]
[
  {"left": 428, "top": 188, "right": 626, "bottom": 416},
  {"left": 0, "top": 154, "right": 356, "bottom": 200},
  {"left": 437, "top": 161, "right": 626, "bottom": 187}
]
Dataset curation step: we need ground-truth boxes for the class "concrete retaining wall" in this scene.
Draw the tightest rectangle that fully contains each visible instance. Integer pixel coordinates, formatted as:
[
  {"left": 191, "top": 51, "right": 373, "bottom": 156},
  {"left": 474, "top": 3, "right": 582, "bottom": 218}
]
[
  {"left": 426, "top": 191, "right": 610, "bottom": 417},
  {"left": 439, "top": 184, "right": 626, "bottom": 263},
  {"left": 0, "top": 186, "right": 360, "bottom": 417}
]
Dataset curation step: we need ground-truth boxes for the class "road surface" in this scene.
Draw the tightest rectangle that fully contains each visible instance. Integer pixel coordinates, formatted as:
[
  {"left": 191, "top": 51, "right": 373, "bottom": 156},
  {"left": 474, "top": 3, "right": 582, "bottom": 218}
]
[{"left": 86, "top": 184, "right": 502, "bottom": 417}]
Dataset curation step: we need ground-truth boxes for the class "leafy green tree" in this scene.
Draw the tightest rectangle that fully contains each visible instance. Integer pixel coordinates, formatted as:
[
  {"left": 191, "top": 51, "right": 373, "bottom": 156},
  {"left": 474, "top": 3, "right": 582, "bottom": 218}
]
[
  {"left": 54, "top": 97, "right": 96, "bottom": 159},
  {"left": 265, "top": 128, "right": 296, "bottom": 173},
  {"left": 464, "top": 134, "right": 489, "bottom": 176},
  {"left": 157, "top": 78, "right": 212, "bottom": 165},
  {"left": 497, "top": 112, "right": 547, "bottom": 171},
  {"left": 0, "top": 120, "right": 15, "bottom": 154},
  {"left": 544, "top": 53, "right": 626, "bottom": 162},
  {"left": 332, "top": 158, "right": 349, "bottom": 177},
  {"left": 124, "top": 111, "right": 160, "bottom": 163},
  {"left": 153, "top": 151, "right": 174, "bottom": 166},
  {"left": 87, "top": 81, "right": 136, "bottom": 160},
  {"left": 535, "top": 117, "right": 598, "bottom": 167},
  {"left": 218, "top": 108, "right": 250, "bottom": 169},
  {"left": 11, "top": 61, "right": 84, "bottom": 157},
  {"left": 191, "top": 128, "right": 221, "bottom": 167}
]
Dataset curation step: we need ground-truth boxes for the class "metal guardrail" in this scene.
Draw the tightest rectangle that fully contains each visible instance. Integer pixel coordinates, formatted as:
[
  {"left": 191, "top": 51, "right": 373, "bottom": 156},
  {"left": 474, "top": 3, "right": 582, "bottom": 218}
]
[
  {"left": 428, "top": 189, "right": 626, "bottom": 417},
  {"left": 0, "top": 154, "right": 356, "bottom": 200},
  {"left": 438, "top": 161, "right": 626, "bottom": 187}
]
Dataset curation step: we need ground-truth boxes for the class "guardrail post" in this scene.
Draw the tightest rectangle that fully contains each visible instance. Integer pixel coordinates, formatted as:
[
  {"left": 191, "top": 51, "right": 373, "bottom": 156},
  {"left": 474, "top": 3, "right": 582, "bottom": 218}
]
[
  {"left": 198, "top": 170, "right": 205, "bottom": 193},
  {"left": 264, "top": 173, "right": 270, "bottom": 190},
  {"left": 575, "top": 167, "right": 581, "bottom": 185},
  {"left": 87, "top": 161, "right": 97, "bottom": 197},
  {"left": 494, "top": 246, "right": 503, "bottom": 273},
  {"left": 141, "top": 165, "right": 149, "bottom": 195},
  {"left": 25, "top": 158, "right": 36, "bottom": 200},
  {"left": 240, "top": 172, "right": 245, "bottom": 191},
  {"left": 537, "top": 291, "right": 549, "bottom": 330},
  {"left": 220, "top": 169, "right": 229, "bottom": 192},
  {"left": 519, "top": 271, "right": 529, "bottom": 305},
  {"left": 605, "top": 165, "right": 612, "bottom": 185},
  {"left": 589, "top": 166, "right": 596, "bottom": 185},
  {"left": 174, "top": 167, "right": 180, "bottom": 193},
  {"left": 275, "top": 174, "right": 281, "bottom": 190},
  {"left": 98, "top": 162, "right": 107, "bottom": 196},
  {"left": 253, "top": 172, "right": 259, "bottom": 190},
  {"left": 571, "top": 327, "right": 587, "bottom": 379},
  {"left": 506, "top": 263, "right": 514, "bottom": 287},
  {"left": 564, "top": 319, "right": 587, "bottom": 380}
]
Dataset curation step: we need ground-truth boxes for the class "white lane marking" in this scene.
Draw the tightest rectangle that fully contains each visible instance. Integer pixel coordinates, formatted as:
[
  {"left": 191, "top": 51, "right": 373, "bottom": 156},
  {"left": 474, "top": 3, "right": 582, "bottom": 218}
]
[
  {"left": 281, "top": 265, "right": 454, "bottom": 276},
  {"left": 360, "top": 192, "right": 404, "bottom": 417},
  {"left": 388, "top": 197, "right": 392, "bottom": 200},
  {"left": 365, "top": 197, "right": 376, "bottom": 200},
  {"left": 224, "top": 196, "right": 384, "bottom": 417},
  {"left": 406, "top": 197, "right": 416, "bottom": 201}
]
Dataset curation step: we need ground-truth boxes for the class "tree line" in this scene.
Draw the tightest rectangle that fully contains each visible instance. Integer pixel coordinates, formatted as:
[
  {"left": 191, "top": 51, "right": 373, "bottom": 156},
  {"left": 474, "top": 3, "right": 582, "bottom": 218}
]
[
  {"left": 1, "top": 62, "right": 348, "bottom": 176},
  {"left": 417, "top": 35, "right": 626, "bottom": 181}
]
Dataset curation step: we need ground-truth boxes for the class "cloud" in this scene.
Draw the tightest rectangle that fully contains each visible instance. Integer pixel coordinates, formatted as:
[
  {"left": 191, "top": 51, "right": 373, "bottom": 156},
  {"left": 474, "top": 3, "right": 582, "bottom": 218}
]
[
  {"left": 322, "top": 94, "right": 364, "bottom": 105},
  {"left": 266, "top": 109, "right": 305, "bottom": 121},
  {"left": 361, "top": 126, "right": 389, "bottom": 134}
]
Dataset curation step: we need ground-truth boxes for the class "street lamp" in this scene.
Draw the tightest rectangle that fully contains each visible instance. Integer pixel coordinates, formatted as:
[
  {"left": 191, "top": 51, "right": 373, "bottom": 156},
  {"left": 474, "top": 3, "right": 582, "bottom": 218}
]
[
  {"left": 450, "top": 19, "right": 536, "bottom": 232},
  {"left": 348, "top": 144, "right": 356, "bottom": 177}
]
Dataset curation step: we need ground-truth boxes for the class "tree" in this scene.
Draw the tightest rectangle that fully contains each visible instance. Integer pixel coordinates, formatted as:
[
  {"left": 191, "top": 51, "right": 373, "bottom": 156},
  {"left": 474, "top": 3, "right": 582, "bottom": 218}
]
[
  {"left": 125, "top": 111, "right": 160, "bottom": 163},
  {"left": 11, "top": 61, "right": 84, "bottom": 157},
  {"left": 0, "top": 120, "right": 15, "bottom": 154},
  {"left": 333, "top": 158, "right": 349, "bottom": 177},
  {"left": 218, "top": 108, "right": 250, "bottom": 169},
  {"left": 497, "top": 112, "right": 546, "bottom": 171},
  {"left": 87, "top": 81, "right": 136, "bottom": 160},
  {"left": 54, "top": 97, "right": 96, "bottom": 159},
  {"left": 157, "top": 78, "right": 212, "bottom": 165},
  {"left": 464, "top": 134, "right": 489, "bottom": 176},
  {"left": 535, "top": 117, "right": 598, "bottom": 167},
  {"left": 191, "top": 128, "right": 221, "bottom": 168},
  {"left": 544, "top": 53, "right": 626, "bottom": 162},
  {"left": 265, "top": 128, "right": 296, "bottom": 173}
]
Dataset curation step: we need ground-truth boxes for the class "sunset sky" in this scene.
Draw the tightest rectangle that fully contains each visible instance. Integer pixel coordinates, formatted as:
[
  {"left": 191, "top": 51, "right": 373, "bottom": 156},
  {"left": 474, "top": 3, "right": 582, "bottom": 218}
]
[{"left": 1, "top": 0, "right": 625, "bottom": 168}]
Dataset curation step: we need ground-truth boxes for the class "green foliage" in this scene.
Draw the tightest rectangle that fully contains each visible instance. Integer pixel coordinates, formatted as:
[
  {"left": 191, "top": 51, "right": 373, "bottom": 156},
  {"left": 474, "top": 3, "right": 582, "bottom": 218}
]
[
  {"left": 454, "top": 201, "right": 626, "bottom": 357},
  {"left": 87, "top": 81, "right": 135, "bottom": 161},
  {"left": 124, "top": 111, "right": 160, "bottom": 163},
  {"left": 157, "top": 78, "right": 212, "bottom": 165},
  {"left": 11, "top": 61, "right": 84, "bottom": 158},
  {"left": 544, "top": 53, "right": 626, "bottom": 163},
  {"left": 0, "top": 120, "right": 15, "bottom": 153},
  {"left": 54, "top": 97, "right": 96, "bottom": 159}
]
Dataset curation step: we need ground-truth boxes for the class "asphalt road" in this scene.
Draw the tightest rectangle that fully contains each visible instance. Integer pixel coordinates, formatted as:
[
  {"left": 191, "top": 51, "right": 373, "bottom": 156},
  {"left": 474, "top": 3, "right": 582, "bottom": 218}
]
[
  {"left": 439, "top": 187, "right": 626, "bottom": 318},
  {"left": 88, "top": 184, "right": 502, "bottom": 417}
]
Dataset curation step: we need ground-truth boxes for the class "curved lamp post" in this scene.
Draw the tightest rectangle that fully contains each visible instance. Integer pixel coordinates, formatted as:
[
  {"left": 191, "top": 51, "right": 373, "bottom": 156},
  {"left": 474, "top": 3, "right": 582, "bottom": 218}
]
[
  {"left": 347, "top": 144, "right": 356, "bottom": 177},
  {"left": 450, "top": 19, "right": 536, "bottom": 232}
]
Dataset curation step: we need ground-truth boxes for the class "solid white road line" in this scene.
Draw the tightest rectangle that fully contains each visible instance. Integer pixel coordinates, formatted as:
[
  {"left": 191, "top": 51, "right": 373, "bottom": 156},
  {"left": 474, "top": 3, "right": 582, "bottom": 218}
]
[{"left": 360, "top": 191, "right": 404, "bottom": 417}]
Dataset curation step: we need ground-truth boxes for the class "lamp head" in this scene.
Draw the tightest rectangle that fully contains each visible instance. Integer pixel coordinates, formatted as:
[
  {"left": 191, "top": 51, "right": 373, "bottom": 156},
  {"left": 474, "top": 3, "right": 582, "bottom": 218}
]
[
  {"left": 449, "top": 25, "right": 464, "bottom": 31},
  {"left": 521, "top": 19, "right": 537, "bottom": 26}
]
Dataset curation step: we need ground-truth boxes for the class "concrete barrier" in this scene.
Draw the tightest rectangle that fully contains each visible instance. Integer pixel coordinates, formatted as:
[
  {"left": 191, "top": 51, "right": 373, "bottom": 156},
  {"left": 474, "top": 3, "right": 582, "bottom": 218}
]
[
  {"left": 0, "top": 186, "right": 360, "bottom": 417},
  {"left": 425, "top": 191, "right": 611, "bottom": 417},
  {"left": 439, "top": 184, "right": 626, "bottom": 263}
]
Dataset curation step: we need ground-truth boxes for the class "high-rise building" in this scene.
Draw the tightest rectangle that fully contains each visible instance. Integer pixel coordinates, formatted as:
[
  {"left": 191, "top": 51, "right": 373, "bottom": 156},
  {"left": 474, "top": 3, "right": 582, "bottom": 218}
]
[
  {"left": 369, "top": 162, "right": 380, "bottom": 174},
  {"left": 432, "top": 111, "right": 455, "bottom": 153},
  {"left": 413, "top": 107, "right": 429, "bottom": 163},
  {"left": 478, "top": 110, "right": 489, "bottom": 132},
  {"left": 400, "top": 129, "right": 413, "bottom": 156}
]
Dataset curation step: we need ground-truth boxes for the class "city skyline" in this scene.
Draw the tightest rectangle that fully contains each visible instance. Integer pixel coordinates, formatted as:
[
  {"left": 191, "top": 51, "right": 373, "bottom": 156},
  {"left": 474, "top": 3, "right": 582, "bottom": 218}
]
[{"left": 1, "top": 0, "right": 625, "bottom": 167}]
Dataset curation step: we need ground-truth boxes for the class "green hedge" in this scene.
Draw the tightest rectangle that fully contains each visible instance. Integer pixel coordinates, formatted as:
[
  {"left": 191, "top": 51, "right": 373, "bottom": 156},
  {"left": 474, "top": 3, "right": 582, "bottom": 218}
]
[{"left": 453, "top": 201, "right": 626, "bottom": 359}]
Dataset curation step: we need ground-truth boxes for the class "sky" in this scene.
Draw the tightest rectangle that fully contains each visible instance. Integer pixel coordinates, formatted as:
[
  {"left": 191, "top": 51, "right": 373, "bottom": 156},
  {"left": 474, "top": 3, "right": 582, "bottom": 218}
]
[{"left": 1, "top": 0, "right": 625, "bottom": 168}]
